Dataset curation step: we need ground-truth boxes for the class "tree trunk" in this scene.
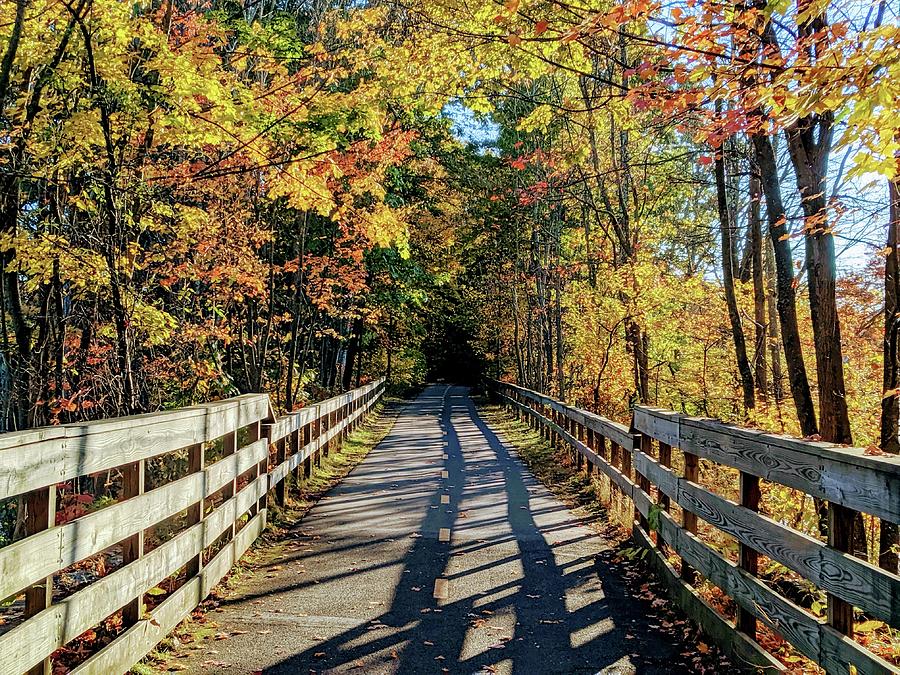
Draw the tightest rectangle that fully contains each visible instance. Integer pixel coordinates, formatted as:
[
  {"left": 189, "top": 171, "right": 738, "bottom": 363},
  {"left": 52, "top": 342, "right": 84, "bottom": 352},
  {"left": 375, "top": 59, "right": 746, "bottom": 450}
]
[
  {"left": 715, "top": 142, "right": 755, "bottom": 411},
  {"left": 751, "top": 134, "right": 818, "bottom": 436},
  {"left": 784, "top": 121, "right": 852, "bottom": 445},
  {"left": 343, "top": 317, "right": 363, "bottom": 391},
  {"left": 749, "top": 172, "right": 768, "bottom": 401},
  {"left": 624, "top": 316, "right": 649, "bottom": 404},
  {"left": 764, "top": 236, "right": 784, "bottom": 402},
  {"left": 879, "top": 172, "right": 900, "bottom": 573},
  {"left": 385, "top": 315, "right": 394, "bottom": 383}
]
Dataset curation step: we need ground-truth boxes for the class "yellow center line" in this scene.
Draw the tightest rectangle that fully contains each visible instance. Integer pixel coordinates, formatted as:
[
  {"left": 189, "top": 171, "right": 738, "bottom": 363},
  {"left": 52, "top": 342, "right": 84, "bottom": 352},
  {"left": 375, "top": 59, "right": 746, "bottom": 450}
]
[
  {"left": 438, "top": 527, "right": 450, "bottom": 542},
  {"left": 433, "top": 578, "right": 449, "bottom": 600},
  {"left": 441, "top": 494, "right": 450, "bottom": 504},
  {"left": 441, "top": 470, "right": 449, "bottom": 479}
]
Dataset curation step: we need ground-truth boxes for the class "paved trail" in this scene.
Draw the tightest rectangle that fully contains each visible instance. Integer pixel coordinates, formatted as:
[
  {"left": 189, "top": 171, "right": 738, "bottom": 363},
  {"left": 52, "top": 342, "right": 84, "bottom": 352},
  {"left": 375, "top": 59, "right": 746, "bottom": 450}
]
[{"left": 190, "top": 386, "right": 691, "bottom": 674}]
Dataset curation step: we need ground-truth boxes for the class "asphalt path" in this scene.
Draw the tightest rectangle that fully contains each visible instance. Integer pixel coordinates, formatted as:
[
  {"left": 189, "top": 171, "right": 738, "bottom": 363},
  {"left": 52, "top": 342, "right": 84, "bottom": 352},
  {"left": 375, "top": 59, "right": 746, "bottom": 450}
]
[{"left": 189, "top": 385, "right": 692, "bottom": 674}]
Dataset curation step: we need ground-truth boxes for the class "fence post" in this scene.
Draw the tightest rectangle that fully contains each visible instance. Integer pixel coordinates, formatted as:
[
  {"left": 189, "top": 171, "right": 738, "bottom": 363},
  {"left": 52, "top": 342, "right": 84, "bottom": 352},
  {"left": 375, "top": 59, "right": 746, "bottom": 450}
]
[
  {"left": 291, "top": 427, "right": 302, "bottom": 483},
  {"left": 586, "top": 427, "right": 595, "bottom": 475},
  {"left": 122, "top": 458, "right": 146, "bottom": 625},
  {"left": 827, "top": 503, "right": 857, "bottom": 637},
  {"left": 635, "top": 435, "right": 651, "bottom": 531},
  {"left": 186, "top": 443, "right": 205, "bottom": 579},
  {"left": 25, "top": 485, "right": 56, "bottom": 675},
  {"left": 275, "top": 435, "right": 287, "bottom": 507},
  {"left": 738, "top": 470, "right": 761, "bottom": 637},
  {"left": 681, "top": 448, "right": 699, "bottom": 584},
  {"left": 656, "top": 441, "right": 672, "bottom": 551}
]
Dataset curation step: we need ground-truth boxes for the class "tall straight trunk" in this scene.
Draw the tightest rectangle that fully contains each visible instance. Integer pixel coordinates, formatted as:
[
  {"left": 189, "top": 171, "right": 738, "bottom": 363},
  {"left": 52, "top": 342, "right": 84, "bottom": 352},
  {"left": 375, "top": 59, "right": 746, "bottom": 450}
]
[
  {"left": 342, "top": 317, "right": 363, "bottom": 391},
  {"left": 784, "top": 121, "right": 852, "bottom": 445},
  {"left": 749, "top": 173, "right": 768, "bottom": 401},
  {"left": 764, "top": 236, "right": 784, "bottom": 401},
  {"left": 624, "top": 316, "right": 649, "bottom": 403},
  {"left": 554, "top": 271, "right": 564, "bottom": 400},
  {"left": 880, "top": 173, "right": 900, "bottom": 573},
  {"left": 285, "top": 216, "right": 308, "bottom": 410},
  {"left": 0, "top": 0, "right": 28, "bottom": 119},
  {"left": 385, "top": 315, "right": 394, "bottom": 383},
  {"left": 752, "top": 134, "right": 818, "bottom": 436},
  {"left": 512, "top": 283, "right": 526, "bottom": 385},
  {"left": 715, "top": 142, "right": 755, "bottom": 411}
]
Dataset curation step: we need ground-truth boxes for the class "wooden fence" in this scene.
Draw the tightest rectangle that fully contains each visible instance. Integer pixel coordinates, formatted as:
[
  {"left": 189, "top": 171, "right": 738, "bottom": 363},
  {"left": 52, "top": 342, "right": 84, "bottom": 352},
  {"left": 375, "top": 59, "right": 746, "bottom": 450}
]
[
  {"left": 0, "top": 378, "right": 385, "bottom": 675},
  {"left": 491, "top": 380, "right": 900, "bottom": 675}
]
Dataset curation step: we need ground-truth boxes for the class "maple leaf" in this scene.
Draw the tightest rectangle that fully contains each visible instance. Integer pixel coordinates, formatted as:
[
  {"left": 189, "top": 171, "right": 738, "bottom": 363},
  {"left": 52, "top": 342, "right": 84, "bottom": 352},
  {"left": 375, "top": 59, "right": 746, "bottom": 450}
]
[{"left": 535, "top": 20, "right": 549, "bottom": 35}]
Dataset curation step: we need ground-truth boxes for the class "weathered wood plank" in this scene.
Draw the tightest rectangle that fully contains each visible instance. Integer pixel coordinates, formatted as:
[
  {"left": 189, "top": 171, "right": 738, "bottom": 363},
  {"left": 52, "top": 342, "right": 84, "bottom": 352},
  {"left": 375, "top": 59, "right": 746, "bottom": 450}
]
[
  {"left": 0, "top": 477, "right": 265, "bottom": 673},
  {"left": 70, "top": 511, "right": 266, "bottom": 675},
  {"left": 819, "top": 624, "right": 899, "bottom": 675},
  {"left": 632, "top": 451, "right": 900, "bottom": 627},
  {"left": 204, "top": 439, "right": 267, "bottom": 497},
  {"left": 0, "top": 439, "right": 267, "bottom": 601},
  {"left": 500, "top": 392, "right": 638, "bottom": 497},
  {"left": 632, "top": 407, "right": 681, "bottom": 448},
  {"left": 0, "top": 394, "right": 270, "bottom": 499},
  {"left": 679, "top": 417, "right": 900, "bottom": 524},
  {"left": 652, "top": 509, "right": 897, "bottom": 674},
  {"left": 632, "top": 524, "right": 785, "bottom": 673},
  {"left": 497, "top": 380, "right": 899, "bottom": 673},
  {"left": 0, "top": 380, "right": 384, "bottom": 675}
]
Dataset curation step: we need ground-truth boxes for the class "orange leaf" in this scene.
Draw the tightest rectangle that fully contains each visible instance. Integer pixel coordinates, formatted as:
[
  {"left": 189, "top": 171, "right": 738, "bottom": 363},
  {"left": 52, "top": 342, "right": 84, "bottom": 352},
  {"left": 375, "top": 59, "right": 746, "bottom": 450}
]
[
  {"left": 508, "top": 33, "right": 522, "bottom": 46},
  {"left": 535, "top": 20, "right": 549, "bottom": 34}
]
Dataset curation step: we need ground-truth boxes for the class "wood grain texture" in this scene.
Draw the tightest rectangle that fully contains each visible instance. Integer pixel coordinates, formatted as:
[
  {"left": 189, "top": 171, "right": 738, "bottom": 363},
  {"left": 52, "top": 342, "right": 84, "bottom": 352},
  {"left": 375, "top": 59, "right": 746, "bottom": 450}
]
[
  {"left": 70, "top": 511, "right": 266, "bottom": 675},
  {"left": 632, "top": 524, "right": 785, "bottom": 673},
  {"left": 0, "top": 438, "right": 267, "bottom": 602},
  {"left": 489, "top": 380, "right": 900, "bottom": 673},
  {"left": 632, "top": 450, "right": 900, "bottom": 628},
  {"left": 0, "top": 395, "right": 270, "bottom": 500},
  {"left": 0, "top": 476, "right": 267, "bottom": 673},
  {"left": 632, "top": 406, "right": 900, "bottom": 524},
  {"left": 0, "top": 379, "right": 385, "bottom": 675}
]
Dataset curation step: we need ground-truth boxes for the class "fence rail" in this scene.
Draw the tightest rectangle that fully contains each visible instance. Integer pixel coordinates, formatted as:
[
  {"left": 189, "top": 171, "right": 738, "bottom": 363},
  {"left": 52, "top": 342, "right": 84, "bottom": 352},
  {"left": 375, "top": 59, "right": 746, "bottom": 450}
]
[
  {"left": 0, "top": 378, "right": 385, "bottom": 675},
  {"left": 491, "top": 380, "right": 900, "bottom": 675}
]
